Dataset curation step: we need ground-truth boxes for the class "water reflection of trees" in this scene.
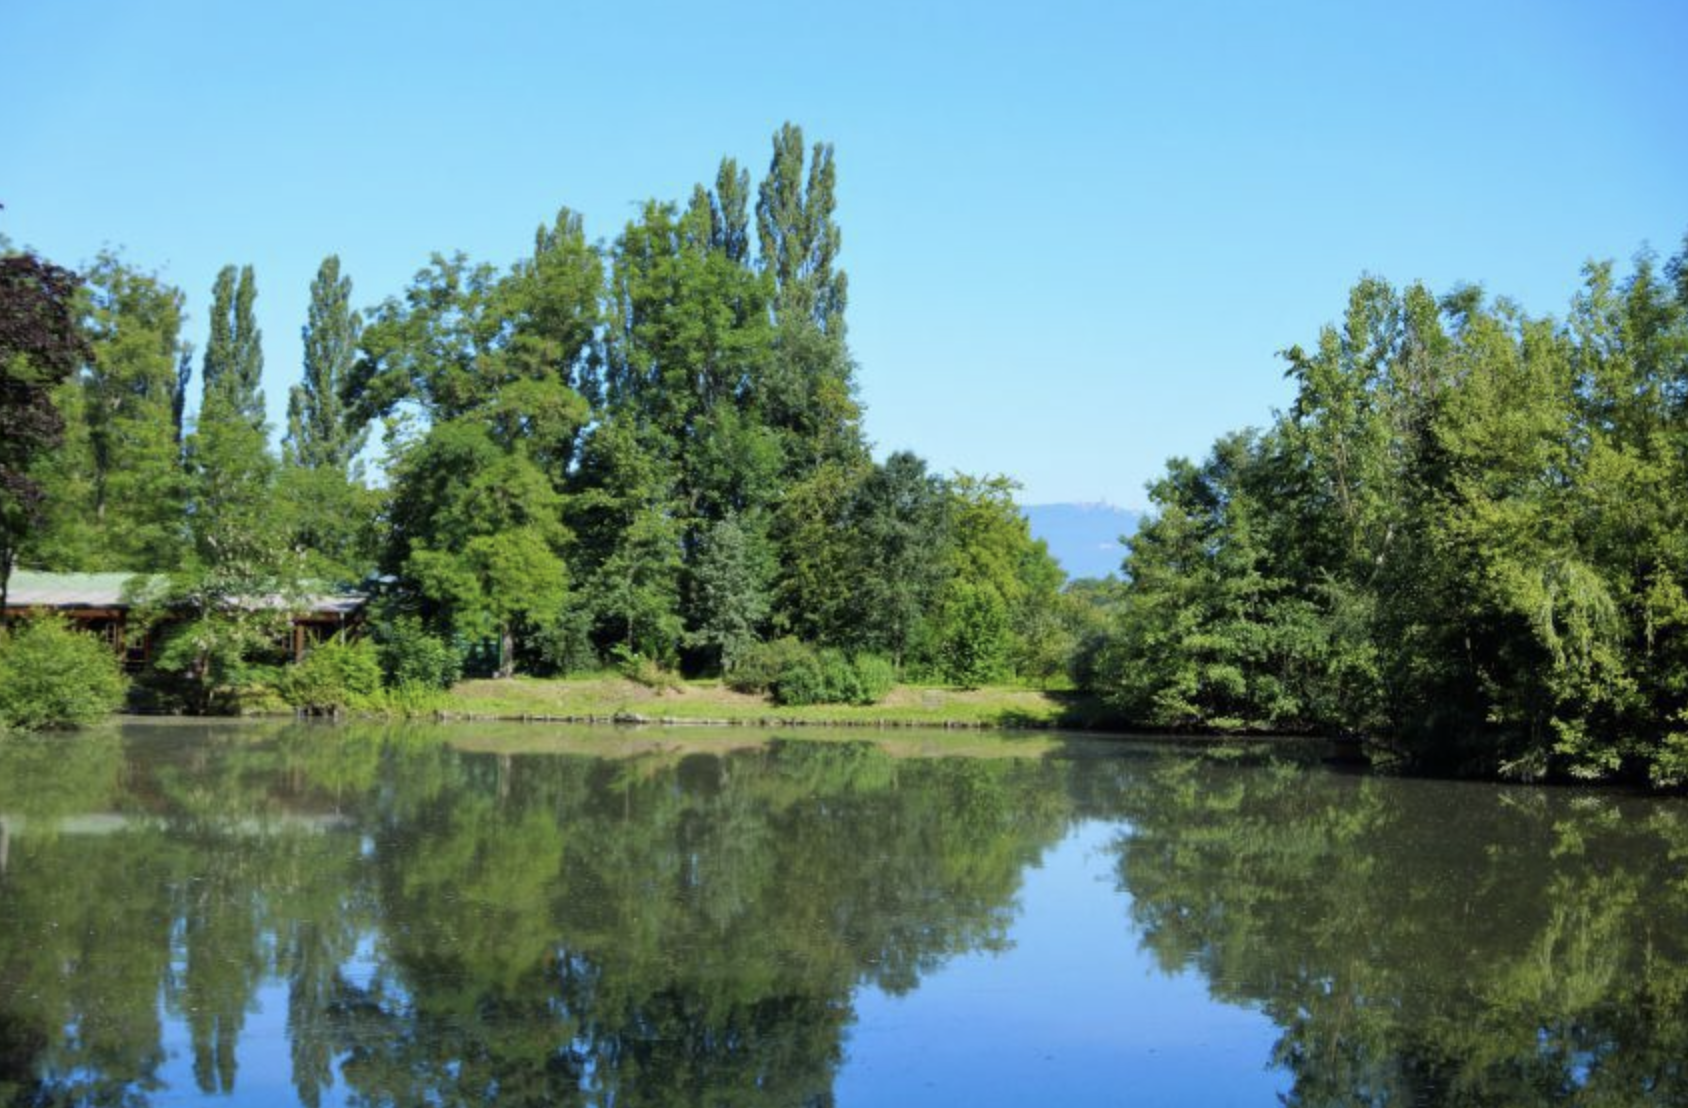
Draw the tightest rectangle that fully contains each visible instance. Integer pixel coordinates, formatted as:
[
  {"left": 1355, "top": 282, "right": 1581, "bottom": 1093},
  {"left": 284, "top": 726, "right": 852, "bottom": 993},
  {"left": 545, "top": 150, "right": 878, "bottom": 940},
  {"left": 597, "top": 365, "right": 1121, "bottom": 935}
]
[
  {"left": 0, "top": 724, "right": 1072, "bottom": 1106},
  {"left": 1107, "top": 757, "right": 1688, "bottom": 1106}
]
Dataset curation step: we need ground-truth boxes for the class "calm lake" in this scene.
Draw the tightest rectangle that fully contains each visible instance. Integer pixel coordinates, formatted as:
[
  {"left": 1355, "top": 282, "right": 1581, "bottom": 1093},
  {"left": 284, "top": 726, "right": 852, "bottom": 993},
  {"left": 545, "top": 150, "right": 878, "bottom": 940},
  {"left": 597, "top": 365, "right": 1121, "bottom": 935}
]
[{"left": 1, "top": 720, "right": 1684, "bottom": 1106}]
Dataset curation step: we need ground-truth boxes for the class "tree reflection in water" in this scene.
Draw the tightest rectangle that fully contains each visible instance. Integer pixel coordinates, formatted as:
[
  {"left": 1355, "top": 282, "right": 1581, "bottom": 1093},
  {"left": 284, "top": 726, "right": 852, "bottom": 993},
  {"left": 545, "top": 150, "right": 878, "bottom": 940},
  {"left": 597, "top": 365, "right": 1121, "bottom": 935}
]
[
  {"left": 0, "top": 723, "right": 1072, "bottom": 1107},
  {"left": 1106, "top": 755, "right": 1688, "bottom": 1106},
  {"left": 4, "top": 726, "right": 1687, "bottom": 1106}
]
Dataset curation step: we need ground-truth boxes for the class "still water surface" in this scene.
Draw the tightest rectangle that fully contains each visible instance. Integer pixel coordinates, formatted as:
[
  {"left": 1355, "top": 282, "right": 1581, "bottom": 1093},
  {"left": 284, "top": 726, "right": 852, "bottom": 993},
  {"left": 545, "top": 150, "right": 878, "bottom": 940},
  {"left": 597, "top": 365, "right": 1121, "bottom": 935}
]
[{"left": 0, "top": 720, "right": 1684, "bottom": 1106}]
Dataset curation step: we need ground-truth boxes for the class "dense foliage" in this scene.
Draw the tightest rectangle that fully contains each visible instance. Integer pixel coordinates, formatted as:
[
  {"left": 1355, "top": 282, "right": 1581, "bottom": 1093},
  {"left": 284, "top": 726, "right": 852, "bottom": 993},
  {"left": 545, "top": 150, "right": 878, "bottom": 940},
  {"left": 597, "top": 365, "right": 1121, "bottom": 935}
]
[
  {"left": 729, "top": 638, "right": 897, "bottom": 706},
  {"left": 1084, "top": 243, "right": 1688, "bottom": 784},
  {"left": 0, "top": 616, "right": 126, "bottom": 731},
  {"left": 4, "top": 125, "right": 1065, "bottom": 710},
  {"left": 9, "top": 136, "right": 1686, "bottom": 782},
  {"left": 280, "top": 637, "right": 384, "bottom": 714},
  {"left": 0, "top": 243, "right": 87, "bottom": 617}
]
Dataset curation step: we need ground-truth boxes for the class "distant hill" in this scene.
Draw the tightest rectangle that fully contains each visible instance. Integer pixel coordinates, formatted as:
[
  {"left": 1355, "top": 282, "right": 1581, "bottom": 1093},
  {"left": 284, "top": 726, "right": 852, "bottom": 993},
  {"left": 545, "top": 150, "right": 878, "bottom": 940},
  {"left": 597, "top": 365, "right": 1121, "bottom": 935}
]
[{"left": 1023, "top": 503, "right": 1142, "bottom": 581}]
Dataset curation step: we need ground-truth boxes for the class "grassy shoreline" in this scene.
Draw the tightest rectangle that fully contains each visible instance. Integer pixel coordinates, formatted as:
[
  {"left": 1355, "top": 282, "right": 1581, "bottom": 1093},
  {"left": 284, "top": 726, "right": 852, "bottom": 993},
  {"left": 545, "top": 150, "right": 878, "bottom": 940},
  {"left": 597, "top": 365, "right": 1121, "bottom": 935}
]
[{"left": 435, "top": 675, "right": 1121, "bottom": 731}]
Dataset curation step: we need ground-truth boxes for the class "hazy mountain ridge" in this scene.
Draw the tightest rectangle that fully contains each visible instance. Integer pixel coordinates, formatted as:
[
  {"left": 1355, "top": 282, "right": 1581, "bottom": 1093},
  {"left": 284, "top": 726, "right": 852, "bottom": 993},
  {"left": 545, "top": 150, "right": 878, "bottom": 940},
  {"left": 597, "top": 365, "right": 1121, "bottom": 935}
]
[{"left": 1023, "top": 503, "right": 1141, "bottom": 581}]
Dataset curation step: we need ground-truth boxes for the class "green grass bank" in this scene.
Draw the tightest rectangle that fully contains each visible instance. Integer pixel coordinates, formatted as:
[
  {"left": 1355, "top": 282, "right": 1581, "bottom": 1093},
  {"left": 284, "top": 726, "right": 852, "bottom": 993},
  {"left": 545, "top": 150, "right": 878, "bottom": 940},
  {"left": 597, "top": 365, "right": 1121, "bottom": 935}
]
[{"left": 437, "top": 676, "right": 1118, "bottom": 731}]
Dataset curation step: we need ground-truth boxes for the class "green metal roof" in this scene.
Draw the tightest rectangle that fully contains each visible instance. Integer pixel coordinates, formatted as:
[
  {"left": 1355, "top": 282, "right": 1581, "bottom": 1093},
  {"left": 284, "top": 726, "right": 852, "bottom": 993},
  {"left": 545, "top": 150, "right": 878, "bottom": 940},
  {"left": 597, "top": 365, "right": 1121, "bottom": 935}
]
[
  {"left": 4, "top": 572, "right": 362, "bottom": 615},
  {"left": 4, "top": 572, "right": 166, "bottom": 608}
]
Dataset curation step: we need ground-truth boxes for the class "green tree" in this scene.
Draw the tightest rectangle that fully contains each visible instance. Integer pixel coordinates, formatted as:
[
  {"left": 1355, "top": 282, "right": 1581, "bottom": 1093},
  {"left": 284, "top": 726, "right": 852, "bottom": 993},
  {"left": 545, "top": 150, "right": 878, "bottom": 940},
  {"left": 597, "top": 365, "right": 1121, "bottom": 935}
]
[
  {"left": 202, "top": 264, "right": 264, "bottom": 430},
  {"left": 23, "top": 372, "right": 101, "bottom": 569},
  {"left": 157, "top": 265, "right": 296, "bottom": 712},
  {"left": 603, "top": 193, "right": 776, "bottom": 525},
  {"left": 280, "top": 256, "right": 378, "bottom": 583},
  {"left": 1083, "top": 237, "right": 1688, "bottom": 781},
  {"left": 685, "top": 513, "right": 772, "bottom": 673},
  {"left": 351, "top": 215, "right": 598, "bottom": 675},
  {"left": 25, "top": 256, "right": 192, "bottom": 573},
  {"left": 390, "top": 422, "right": 569, "bottom": 677},
  {"left": 569, "top": 414, "right": 684, "bottom": 663},
  {"left": 755, "top": 123, "right": 865, "bottom": 473},
  {"left": 769, "top": 458, "right": 867, "bottom": 645},
  {"left": 934, "top": 580, "right": 1012, "bottom": 688},
  {"left": 841, "top": 450, "right": 951, "bottom": 666},
  {"left": 286, "top": 254, "right": 365, "bottom": 472},
  {"left": 351, "top": 212, "right": 598, "bottom": 457},
  {"left": 930, "top": 473, "right": 1065, "bottom": 685},
  {"left": 78, "top": 254, "right": 191, "bottom": 569},
  {"left": 0, "top": 615, "right": 126, "bottom": 731}
]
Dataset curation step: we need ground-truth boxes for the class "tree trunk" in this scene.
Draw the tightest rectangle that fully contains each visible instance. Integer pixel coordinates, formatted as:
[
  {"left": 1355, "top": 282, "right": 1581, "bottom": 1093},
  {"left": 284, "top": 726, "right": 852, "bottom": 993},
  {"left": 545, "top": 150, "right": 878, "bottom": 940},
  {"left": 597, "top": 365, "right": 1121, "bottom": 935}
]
[
  {"left": 498, "top": 622, "right": 515, "bottom": 679},
  {"left": 0, "top": 546, "right": 12, "bottom": 633}
]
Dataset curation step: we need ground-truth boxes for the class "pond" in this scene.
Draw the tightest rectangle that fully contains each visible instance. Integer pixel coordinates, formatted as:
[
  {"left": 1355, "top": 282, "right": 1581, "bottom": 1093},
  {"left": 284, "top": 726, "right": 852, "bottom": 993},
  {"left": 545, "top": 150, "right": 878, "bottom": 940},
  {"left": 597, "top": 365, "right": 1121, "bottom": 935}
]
[{"left": 1, "top": 719, "right": 1684, "bottom": 1106}]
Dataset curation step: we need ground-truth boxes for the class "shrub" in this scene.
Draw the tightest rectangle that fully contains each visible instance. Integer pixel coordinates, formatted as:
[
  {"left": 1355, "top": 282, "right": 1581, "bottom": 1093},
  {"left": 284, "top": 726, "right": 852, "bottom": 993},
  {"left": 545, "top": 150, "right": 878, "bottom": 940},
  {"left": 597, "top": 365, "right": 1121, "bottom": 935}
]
[
  {"left": 730, "top": 639, "right": 899, "bottom": 707},
  {"left": 771, "top": 648, "right": 896, "bottom": 707},
  {"left": 375, "top": 617, "right": 461, "bottom": 691},
  {"left": 380, "top": 681, "right": 449, "bottom": 716},
  {"left": 771, "top": 650, "right": 829, "bottom": 706},
  {"left": 851, "top": 653, "right": 897, "bottom": 704},
  {"left": 0, "top": 617, "right": 127, "bottom": 731},
  {"left": 728, "top": 637, "right": 816, "bottom": 695},
  {"left": 282, "top": 638, "right": 384, "bottom": 714},
  {"left": 936, "top": 583, "right": 1012, "bottom": 688},
  {"left": 822, "top": 649, "right": 867, "bottom": 703},
  {"left": 612, "top": 644, "right": 681, "bottom": 692}
]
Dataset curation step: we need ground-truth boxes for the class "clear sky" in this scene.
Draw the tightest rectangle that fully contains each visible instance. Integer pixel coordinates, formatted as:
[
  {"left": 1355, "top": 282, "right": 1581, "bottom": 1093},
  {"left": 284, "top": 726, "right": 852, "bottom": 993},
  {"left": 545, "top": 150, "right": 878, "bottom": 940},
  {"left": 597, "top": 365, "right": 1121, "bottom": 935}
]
[{"left": 3, "top": 0, "right": 1683, "bottom": 509}]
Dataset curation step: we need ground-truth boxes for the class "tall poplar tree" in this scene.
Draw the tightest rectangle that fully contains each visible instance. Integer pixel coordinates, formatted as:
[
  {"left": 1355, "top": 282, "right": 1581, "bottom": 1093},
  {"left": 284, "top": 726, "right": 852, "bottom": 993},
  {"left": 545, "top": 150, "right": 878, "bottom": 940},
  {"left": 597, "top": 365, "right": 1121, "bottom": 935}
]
[
  {"left": 280, "top": 256, "right": 376, "bottom": 583},
  {"left": 159, "top": 267, "right": 290, "bottom": 710},
  {"left": 755, "top": 123, "right": 863, "bottom": 472},
  {"left": 285, "top": 255, "right": 364, "bottom": 472},
  {"left": 751, "top": 126, "right": 871, "bottom": 647},
  {"left": 709, "top": 158, "right": 753, "bottom": 265},
  {"left": 202, "top": 265, "right": 264, "bottom": 430}
]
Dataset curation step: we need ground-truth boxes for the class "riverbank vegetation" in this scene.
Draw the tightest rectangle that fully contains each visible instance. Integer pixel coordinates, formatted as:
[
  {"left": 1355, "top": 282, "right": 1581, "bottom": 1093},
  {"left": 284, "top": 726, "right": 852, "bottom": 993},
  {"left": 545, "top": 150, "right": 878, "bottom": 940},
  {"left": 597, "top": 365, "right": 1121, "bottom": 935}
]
[
  {"left": 2, "top": 124, "right": 1078, "bottom": 721},
  {"left": 1080, "top": 244, "right": 1688, "bottom": 785},
  {"left": 437, "top": 674, "right": 1101, "bottom": 730},
  {"left": 0, "top": 617, "right": 125, "bottom": 732},
  {"left": 3, "top": 124, "right": 1686, "bottom": 782}
]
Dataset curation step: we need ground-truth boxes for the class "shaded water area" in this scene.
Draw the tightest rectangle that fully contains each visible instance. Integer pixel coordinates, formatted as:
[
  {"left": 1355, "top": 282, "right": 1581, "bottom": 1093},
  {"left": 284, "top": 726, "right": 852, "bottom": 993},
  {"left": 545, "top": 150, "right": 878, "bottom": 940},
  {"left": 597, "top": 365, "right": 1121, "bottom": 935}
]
[{"left": 1, "top": 720, "right": 1685, "bottom": 1106}]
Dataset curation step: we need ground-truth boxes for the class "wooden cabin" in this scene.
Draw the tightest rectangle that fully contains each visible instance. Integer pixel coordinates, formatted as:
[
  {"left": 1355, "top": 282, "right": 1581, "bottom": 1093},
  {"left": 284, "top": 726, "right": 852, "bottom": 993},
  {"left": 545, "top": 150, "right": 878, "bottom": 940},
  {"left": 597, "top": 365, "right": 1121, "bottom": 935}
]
[{"left": 2, "top": 571, "right": 367, "bottom": 671}]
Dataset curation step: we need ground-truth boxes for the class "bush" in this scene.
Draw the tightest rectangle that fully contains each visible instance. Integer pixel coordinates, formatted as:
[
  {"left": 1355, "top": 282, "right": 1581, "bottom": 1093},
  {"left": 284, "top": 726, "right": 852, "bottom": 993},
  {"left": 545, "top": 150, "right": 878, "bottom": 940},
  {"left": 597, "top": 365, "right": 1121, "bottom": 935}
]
[
  {"left": 612, "top": 644, "right": 680, "bottom": 692},
  {"left": 142, "top": 613, "right": 295, "bottom": 714},
  {"left": 282, "top": 638, "right": 384, "bottom": 714},
  {"left": 728, "top": 637, "right": 816, "bottom": 695},
  {"left": 852, "top": 654, "right": 897, "bottom": 704},
  {"left": 0, "top": 617, "right": 127, "bottom": 731},
  {"left": 936, "top": 583, "right": 1012, "bottom": 688},
  {"left": 771, "top": 650, "right": 831, "bottom": 706},
  {"left": 375, "top": 617, "right": 461, "bottom": 691},
  {"left": 729, "top": 639, "right": 899, "bottom": 707}
]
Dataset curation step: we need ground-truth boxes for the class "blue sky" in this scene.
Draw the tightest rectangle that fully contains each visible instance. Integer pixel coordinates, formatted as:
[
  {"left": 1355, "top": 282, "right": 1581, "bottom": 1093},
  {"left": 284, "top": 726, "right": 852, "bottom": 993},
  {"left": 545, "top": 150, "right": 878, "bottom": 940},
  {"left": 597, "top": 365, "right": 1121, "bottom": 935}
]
[{"left": 3, "top": 0, "right": 1683, "bottom": 509}]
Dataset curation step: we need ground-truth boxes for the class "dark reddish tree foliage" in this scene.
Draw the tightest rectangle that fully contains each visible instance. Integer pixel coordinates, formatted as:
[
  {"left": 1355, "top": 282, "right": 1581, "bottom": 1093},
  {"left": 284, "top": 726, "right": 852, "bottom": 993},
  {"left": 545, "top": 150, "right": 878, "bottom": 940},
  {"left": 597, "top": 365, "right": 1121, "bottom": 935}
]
[{"left": 0, "top": 240, "right": 88, "bottom": 619}]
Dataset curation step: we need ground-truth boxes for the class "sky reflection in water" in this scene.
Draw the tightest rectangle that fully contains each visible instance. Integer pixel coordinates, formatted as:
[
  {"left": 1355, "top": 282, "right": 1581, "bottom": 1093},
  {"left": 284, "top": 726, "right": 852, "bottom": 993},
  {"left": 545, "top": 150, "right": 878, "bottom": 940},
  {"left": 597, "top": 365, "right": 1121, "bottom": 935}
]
[{"left": 1, "top": 721, "right": 1683, "bottom": 1106}]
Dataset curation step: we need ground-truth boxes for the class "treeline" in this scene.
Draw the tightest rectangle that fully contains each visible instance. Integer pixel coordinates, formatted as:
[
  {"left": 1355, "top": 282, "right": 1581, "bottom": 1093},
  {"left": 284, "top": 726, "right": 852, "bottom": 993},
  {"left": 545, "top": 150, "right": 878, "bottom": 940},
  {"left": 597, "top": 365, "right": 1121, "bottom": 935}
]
[
  {"left": 1078, "top": 240, "right": 1688, "bottom": 785},
  {"left": 0, "top": 125, "right": 1072, "bottom": 705}
]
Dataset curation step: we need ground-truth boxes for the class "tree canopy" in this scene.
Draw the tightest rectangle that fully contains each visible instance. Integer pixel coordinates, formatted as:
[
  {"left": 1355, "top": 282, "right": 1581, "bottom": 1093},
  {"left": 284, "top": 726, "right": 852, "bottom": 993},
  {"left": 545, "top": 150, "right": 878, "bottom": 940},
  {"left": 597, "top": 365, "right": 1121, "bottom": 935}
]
[{"left": 1083, "top": 239, "right": 1688, "bottom": 784}]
